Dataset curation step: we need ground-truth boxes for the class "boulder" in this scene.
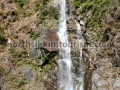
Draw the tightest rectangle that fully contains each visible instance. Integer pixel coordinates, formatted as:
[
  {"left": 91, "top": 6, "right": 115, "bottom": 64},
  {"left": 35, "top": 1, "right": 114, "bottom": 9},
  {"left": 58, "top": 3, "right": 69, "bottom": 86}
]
[{"left": 44, "top": 30, "right": 59, "bottom": 52}]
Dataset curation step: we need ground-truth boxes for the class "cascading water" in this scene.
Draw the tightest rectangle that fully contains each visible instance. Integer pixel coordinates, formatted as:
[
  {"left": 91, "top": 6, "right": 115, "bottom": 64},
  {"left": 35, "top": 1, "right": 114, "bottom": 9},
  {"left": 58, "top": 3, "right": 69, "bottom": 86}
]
[
  {"left": 57, "top": 0, "right": 73, "bottom": 90},
  {"left": 75, "top": 21, "right": 84, "bottom": 90}
]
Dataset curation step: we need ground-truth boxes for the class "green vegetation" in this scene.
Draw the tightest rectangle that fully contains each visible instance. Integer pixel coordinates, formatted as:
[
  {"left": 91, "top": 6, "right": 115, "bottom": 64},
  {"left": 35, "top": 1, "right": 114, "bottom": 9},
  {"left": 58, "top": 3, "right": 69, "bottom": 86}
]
[
  {"left": 14, "top": 0, "right": 27, "bottom": 8},
  {"left": 0, "top": 36, "right": 6, "bottom": 45},
  {"left": 40, "top": 0, "right": 50, "bottom": 5},
  {"left": 0, "top": 27, "right": 6, "bottom": 45},
  {"left": 12, "top": 15, "right": 18, "bottom": 22},
  {"left": 33, "top": 0, "right": 52, "bottom": 12},
  {"left": 14, "top": 0, "right": 32, "bottom": 18},
  {"left": 73, "top": 0, "right": 110, "bottom": 29},
  {"left": 29, "top": 29, "right": 40, "bottom": 40},
  {"left": 72, "top": 0, "right": 81, "bottom": 8},
  {"left": 18, "top": 78, "right": 26, "bottom": 87},
  {"left": 72, "top": 0, "right": 120, "bottom": 42},
  {"left": 73, "top": 0, "right": 120, "bottom": 43},
  {"left": 18, "top": 88, "right": 24, "bottom": 90},
  {"left": 34, "top": 3, "right": 40, "bottom": 12},
  {"left": 5, "top": 48, "right": 58, "bottom": 90},
  {"left": 118, "top": 14, "right": 120, "bottom": 21},
  {"left": 34, "top": 3, "right": 43, "bottom": 12},
  {"left": 37, "top": 6, "right": 58, "bottom": 25},
  {"left": 0, "top": 27, "right": 4, "bottom": 35},
  {"left": 11, "top": 11, "right": 18, "bottom": 22},
  {"left": 10, "top": 48, "right": 58, "bottom": 73},
  {"left": 0, "top": 65, "right": 6, "bottom": 76},
  {"left": 12, "top": 50, "right": 28, "bottom": 58}
]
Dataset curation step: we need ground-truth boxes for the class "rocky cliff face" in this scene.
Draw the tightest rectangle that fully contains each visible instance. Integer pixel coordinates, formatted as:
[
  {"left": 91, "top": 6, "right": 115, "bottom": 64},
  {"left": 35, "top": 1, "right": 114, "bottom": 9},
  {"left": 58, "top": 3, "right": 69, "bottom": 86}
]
[
  {"left": 0, "top": 0, "right": 120, "bottom": 90},
  {"left": 71, "top": 0, "right": 120, "bottom": 90},
  {"left": 0, "top": 0, "right": 59, "bottom": 90}
]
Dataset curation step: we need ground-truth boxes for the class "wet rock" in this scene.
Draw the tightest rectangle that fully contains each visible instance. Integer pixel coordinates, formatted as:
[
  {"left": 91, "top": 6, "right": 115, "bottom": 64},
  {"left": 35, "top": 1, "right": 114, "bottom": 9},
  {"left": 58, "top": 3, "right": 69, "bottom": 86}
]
[
  {"left": 80, "top": 20, "right": 85, "bottom": 26},
  {"left": 67, "top": 19, "right": 76, "bottom": 31}
]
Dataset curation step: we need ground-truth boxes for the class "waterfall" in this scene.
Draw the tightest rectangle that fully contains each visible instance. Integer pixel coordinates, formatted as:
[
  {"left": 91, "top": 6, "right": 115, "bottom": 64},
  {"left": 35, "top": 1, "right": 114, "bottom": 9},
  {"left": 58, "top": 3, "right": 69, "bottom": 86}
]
[
  {"left": 57, "top": 0, "right": 85, "bottom": 90},
  {"left": 75, "top": 21, "right": 84, "bottom": 90},
  {"left": 57, "top": 0, "right": 73, "bottom": 90}
]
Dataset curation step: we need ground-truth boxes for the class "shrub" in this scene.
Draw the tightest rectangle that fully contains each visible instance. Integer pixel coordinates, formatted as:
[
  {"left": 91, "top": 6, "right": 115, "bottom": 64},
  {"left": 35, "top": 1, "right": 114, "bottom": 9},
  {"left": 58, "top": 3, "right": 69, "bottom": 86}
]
[
  {"left": 14, "top": 0, "right": 26, "bottom": 8},
  {"left": 18, "top": 88, "right": 24, "bottom": 90},
  {"left": 0, "top": 36, "right": 7, "bottom": 45},
  {"left": 18, "top": 78, "right": 26, "bottom": 87},
  {"left": 42, "top": 0, "right": 50, "bottom": 5},
  {"left": 12, "top": 50, "right": 28, "bottom": 58},
  {"left": 34, "top": 3, "right": 43, "bottom": 12},
  {"left": 48, "top": 6, "right": 58, "bottom": 19},
  {"left": 72, "top": 0, "right": 81, "bottom": 8},
  {"left": 0, "top": 27, "right": 7, "bottom": 45},
  {"left": 34, "top": 3, "right": 40, "bottom": 12},
  {"left": 0, "top": 27, "right": 4, "bottom": 35},
  {"left": 117, "top": 14, "right": 120, "bottom": 21},
  {"left": 38, "top": 6, "right": 58, "bottom": 25},
  {"left": 12, "top": 15, "right": 18, "bottom": 22},
  {"left": 29, "top": 29, "right": 40, "bottom": 40},
  {"left": 0, "top": 66, "right": 5, "bottom": 76}
]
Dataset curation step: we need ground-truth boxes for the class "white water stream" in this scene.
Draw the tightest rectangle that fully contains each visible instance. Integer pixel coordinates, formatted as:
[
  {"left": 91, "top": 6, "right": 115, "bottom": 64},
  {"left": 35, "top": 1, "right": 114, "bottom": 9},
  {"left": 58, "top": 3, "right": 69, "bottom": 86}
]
[
  {"left": 57, "top": 0, "right": 73, "bottom": 90},
  {"left": 57, "top": 0, "right": 84, "bottom": 90},
  {"left": 75, "top": 21, "right": 84, "bottom": 90}
]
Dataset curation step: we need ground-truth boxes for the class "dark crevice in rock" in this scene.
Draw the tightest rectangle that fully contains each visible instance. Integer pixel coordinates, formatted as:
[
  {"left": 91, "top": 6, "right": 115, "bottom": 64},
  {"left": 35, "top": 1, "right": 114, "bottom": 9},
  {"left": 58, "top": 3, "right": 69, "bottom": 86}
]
[{"left": 84, "top": 69, "right": 93, "bottom": 90}]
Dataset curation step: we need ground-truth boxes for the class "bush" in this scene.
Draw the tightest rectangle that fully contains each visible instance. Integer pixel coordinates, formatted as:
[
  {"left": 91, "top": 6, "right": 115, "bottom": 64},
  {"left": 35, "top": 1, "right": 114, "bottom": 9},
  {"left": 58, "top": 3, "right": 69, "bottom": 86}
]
[
  {"left": 38, "top": 6, "right": 58, "bottom": 25},
  {"left": 18, "top": 88, "right": 24, "bottom": 90},
  {"left": 48, "top": 6, "right": 58, "bottom": 19},
  {"left": 0, "top": 66, "right": 5, "bottom": 76},
  {"left": 0, "top": 27, "right": 6, "bottom": 45},
  {"left": 0, "top": 36, "right": 7, "bottom": 45},
  {"left": 12, "top": 50, "right": 28, "bottom": 58},
  {"left": 34, "top": 3, "right": 43, "bottom": 12},
  {"left": 29, "top": 29, "right": 40, "bottom": 40},
  {"left": 72, "top": 0, "right": 81, "bottom": 8},
  {"left": 42, "top": 0, "right": 50, "bottom": 5},
  {"left": 18, "top": 78, "right": 26, "bottom": 87},
  {"left": 117, "top": 14, "right": 120, "bottom": 21},
  {"left": 0, "top": 27, "right": 4, "bottom": 35},
  {"left": 34, "top": 3, "right": 40, "bottom": 12},
  {"left": 78, "top": 0, "right": 110, "bottom": 29},
  {"left": 11, "top": 15, "right": 18, "bottom": 22},
  {"left": 14, "top": 0, "right": 26, "bottom": 8}
]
